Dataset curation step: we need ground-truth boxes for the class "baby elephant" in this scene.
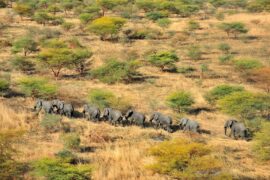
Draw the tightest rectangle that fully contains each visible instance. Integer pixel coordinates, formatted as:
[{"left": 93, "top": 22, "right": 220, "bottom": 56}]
[
  {"left": 149, "top": 112, "right": 173, "bottom": 133},
  {"left": 82, "top": 104, "right": 100, "bottom": 122},
  {"left": 124, "top": 109, "right": 145, "bottom": 127},
  {"left": 179, "top": 118, "right": 200, "bottom": 133}
]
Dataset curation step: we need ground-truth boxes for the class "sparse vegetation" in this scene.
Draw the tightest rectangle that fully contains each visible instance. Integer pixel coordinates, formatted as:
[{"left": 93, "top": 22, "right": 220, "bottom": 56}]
[
  {"left": 166, "top": 91, "right": 194, "bottom": 113},
  {"left": 219, "top": 22, "right": 248, "bottom": 38},
  {"left": 40, "top": 114, "right": 62, "bottom": 133},
  {"left": 234, "top": 58, "right": 263, "bottom": 71},
  {"left": 62, "top": 133, "right": 81, "bottom": 151}
]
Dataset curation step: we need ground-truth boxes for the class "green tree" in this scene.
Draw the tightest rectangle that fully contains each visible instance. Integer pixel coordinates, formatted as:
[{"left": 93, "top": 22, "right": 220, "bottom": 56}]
[
  {"left": 71, "top": 48, "right": 92, "bottom": 75},
  {"left": 18, "top": 76, "right": 58, "bottom": 98},
  {"left": 166, "top": 91, "right": 194, "bottom": 113},
  {"left": 12, "top": 36, "right": 38, "bottom": 56},
  {"left": 13, "top": 3, "right": 33, "bottom": 20},
  {"left": 97, "top": 0, "right": 128, "bottom": 16},
  {"left": 204, "top": 84, "right": 245, "bottom": 105},
  {"left": 219, "top": 22, "right": 248, "bottom": 38},
  {"left": 10, "top": 56, "right": 35, "bottom": 73},
  {"left": 34, "top": 11, "right": 52, "bottom": 26},
  {"left": 91, "top": 59, "right": 141, "bottom": 84},
  {"left": 147, "top": 51, "right": 179, "bottom": 72},
  {"left": 87, "top": 16, "right": 126, "bottom": 40}
]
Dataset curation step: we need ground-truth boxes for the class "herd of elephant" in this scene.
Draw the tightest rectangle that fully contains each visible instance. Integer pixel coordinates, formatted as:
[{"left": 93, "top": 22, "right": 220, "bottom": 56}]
[{"left": 33, "top": 99, "right": 251, "bottom": 140}]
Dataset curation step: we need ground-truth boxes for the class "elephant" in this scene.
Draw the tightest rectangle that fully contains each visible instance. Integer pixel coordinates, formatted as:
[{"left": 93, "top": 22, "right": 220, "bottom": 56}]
[
  {"left": 231, "top": 122, "right": 250, "bottom": 140},
  {"left": 82, "top": 104, "right": 100, "bottom": 122},
  {"left": 34, "top": 99, "right": 53, "bottom": 114},
  {"left": 179, "top": 118, "right": 200, "bottom": 133},
  {"left": 123, "top": 109, "right": 145, "bottom": 127},
  {"left": 149, "top": 112, "right": 173, "bottom": 133},
  {"left": 224, "top": 119, "right": 238, "bottom": 136},
  {"left": 52, "top": 99, "right": 64, "bottom": 114},
  {"left": 102, "top": 108, "right": 123, "bottom": 126},
  {"left": 61, "top": 103, "right": 74, "bottom": 118}
]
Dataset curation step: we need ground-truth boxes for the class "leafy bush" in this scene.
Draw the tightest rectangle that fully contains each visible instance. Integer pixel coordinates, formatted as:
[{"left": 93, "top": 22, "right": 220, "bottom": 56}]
[
  {"left": 218, "top": 43, "right": 231, "bottom": 54},
  {"left": 91, "top": 59, "right": 141, "bottom": 84},
  {"left": 219, "top": 22, "right": 248, "bottom": 38},
  {"left": 61, "top": 22, "right": 75, "bottom": 31},
  {"left": 252, "top": 122, "right": 270, "bottom": 161},
  {"left": 205, "top": 85, "right": 245, "bottom": 105},
  {"left": 87, "top": 88, "right": 131, "bottom": 111},
  {"left": 32, "top": 158, "right": 91, "bottom": 180},
  {"left": 18, "top": 77, "right": 58, "bottom": 98},
  {"left": 187, "top": 20, "right": 200, "bottom": 31},
  {"left": 40, "top": 114, "right": 62, "bottom": 133},
  {"left": 148, "top": 139, "right": 225, "bottom": 179},
  {"left": 146, "top": 11, "right": 168, "bottom": 21},
  {"left": 0, "top": 78, "right": 10, "bottom": 95},
  {"left": 187, "top": 45, "right": 202, "bottom": 60},
  {"left": 62, "top": 133, "right": 81, "bottom": 151},
  {"left": 87, "top": 16, "right": 126, "bottom": 40},
  {"left": 55, "top": 149, "right": 78, "bottom": 163},
  {"left": 218, "top": 92, "right": 270, "bottom": 119},
  {"left": 10, "top": 56, "right": 35, "bottom": 73},
  {"left": 79, "top": 13, "right": 96, "bottom": 24},
  {"left": 156, "top": 18, "right": 171, "bottom": 29},
  {"left": 219, "top": 54, "right": 234, "bottom": 64},
  {"left": 233, "top": 58, "right": 263, "bottom": 71},
  {"left": 0, "top": 130, "right": 28, "bottom": 179},
  {"left": 166, "top": 91, "right": 194, "bottom": 113},
  {"left": 177, "top": 66, "right": 196, "bottom": 74},
  {"left": 147, "top": 51, "right": 179, "bottom": 72}
]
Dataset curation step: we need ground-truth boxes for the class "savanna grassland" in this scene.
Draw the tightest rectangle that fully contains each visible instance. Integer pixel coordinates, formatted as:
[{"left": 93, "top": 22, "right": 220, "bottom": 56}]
[{"left": 0, "top": 0, "right": 270, "bottom": 179}]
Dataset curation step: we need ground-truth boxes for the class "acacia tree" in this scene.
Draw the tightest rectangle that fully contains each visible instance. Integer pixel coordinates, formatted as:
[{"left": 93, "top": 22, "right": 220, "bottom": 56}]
[
  {"left": 13, "top": 3, "right": 33, "bottom": 20},
  {"left": 219, "top": 22, "right": 248, "bottom": 38},
  {"left": 12, "top": 36, "right": 38, "bottom": 56},
  {"left": 71, "top": 49, "right": 92, "bottom": 75},
  {"left": 97, "top": 0, "right": 127, "bottom": 16}
]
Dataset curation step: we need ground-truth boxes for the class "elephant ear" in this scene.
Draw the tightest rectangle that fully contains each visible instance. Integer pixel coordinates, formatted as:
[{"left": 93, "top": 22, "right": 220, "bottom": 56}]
[
  {"left": 228, "top": 120, "right": 236, "bottom": 128},
  {"left": 182, "top": 118, "right": 188, "bottom": 126}
]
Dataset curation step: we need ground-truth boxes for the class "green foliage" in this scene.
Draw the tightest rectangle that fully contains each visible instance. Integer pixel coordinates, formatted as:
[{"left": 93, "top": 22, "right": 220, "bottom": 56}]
[
  {"left": 205, "top": 84, "right": 245, "bottom": 105},
  {"left": 87, "top": 16, "right": 126, "bottom": 40},
  {"left": 13, "top": 3, "right": 33, "bottom": 18},
  {"left": 0, "top": 130, "right": 28, "bottom": 180},
  {"left": 55, "top": 149, "right": 78, "bottom": 163},
  {"left": 219, "top": 54, "right": 234, "bottom": 64},
  {"left": 247, "top": 0, "right": 270, "bottom": 12},
  {"left": 219, "top": 22, "right": 248, "bottom": 38},
  {"left": 12, "top": 36, "right": 38, "bottom": 56},
  {"left": 79, "top": 13, "right": 95, "bottom": 24},
  {"left": 218, "top": 92, "right": 270, "bottom": 119},
  {"left": 156, "top": 18, "right": 171, "bottom": 29},
  {"left": 253, "top": 122, "right": 270, "bottom": 161},
  {"left": 34, "top": 11, "right": 52, "bottom": 26},
  {"left": 146, "top": 11, "right": 168, "bottom": 21},
  {"left": 218, "top": 43, "right": 231, "bottom": 54},
  {"left": 147, "top": 51, "right": 179, "bottom": 71},
  {"left": 177, "top": 66, "right": 196, "bottom": 74},
  {"left": 233, "top": 58, "right": 263, "bottom": 71},
  {"left": 97, "top": 0, "right": 128, "bottom": 15},
  {"left": 87, "top": 88, "right": 115, "bottom": 109},
  {"left": 0, "top": 77, "right": 10, "bottom": 95},
  {"left": 18, "top": 76, "right": 57, "bottom": 98},
  {"left": 91, "top": 59, "right": 140, "bottom": 84},
  {"left": 87, "top": 88, "right": 131, "bottom": 111},
  {"left": 32, "top": 158, "right": 91, "bottom": 180},
  {"left": 10, "top": 56, "right": 35, "bottom": 73},
  {"left": 187, "top": 45, "right": 202, "bottom": 60},
  {"left": 61, "top": 22, "right": 75, "bottom": 31},
  {"left": 40, "top": 114, "right": 62, "bottom": 133},
  {"left": 187, "top": 20, "right": 200, "bottom": 31},
  {"left": 148, "top": 139, "right": 224, "bottom": 179},
  {"left": 62, "top": 133, "right": 81, "bottom": 151},
  {"left": 166, "top": 91, "right": 194, "bottom": 113}
]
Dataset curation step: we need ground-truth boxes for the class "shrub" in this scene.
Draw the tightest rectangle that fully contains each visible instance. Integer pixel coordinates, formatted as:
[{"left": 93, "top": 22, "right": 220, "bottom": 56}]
[
  {"left": 219, "top": 22, "right": 248, "bottom": 38},
  {"left": 61, "top": 22, "right": 75, "bottom": 31},
  {"left": 252, "top": 122, "right": 270, "bottom": 161},
  {"left": 87, "top": 88, "right": 115, "bottom": 109},
  {"left": 40, "top": 114, "right": 62, "bottom": 133},
  {"left": 218, "top": 43, "right": 231, "bottom": 54},
  {"left": 18, "top": 77, "right": 58, "bottom": 98},
  {"left": 62, "top": 133, "right": 81, "bottom": 151},
  {"left": 34, "top": 11, "right": 52, "bottom": 26},
  {"left": 148, "top": 139, "right": 224, "bottom": 179},
  {"left": 166, "top": 91, "right": 194, "bottom": 113},
  {"left": 12, "top": 36, "right": 38, "bottom": 56},
  {"left": 32, "top": 158, "right": 91, "bottom": 180},
  {"left": 205, "top": 85, "right": 245, "bottom": 105},
  {"left": 234, "top": 58, "right": 262, "bottom": 71},
  {"left": 10, "top": 56, "right": 35, "bottom": 73},
  {"left": 0, "top": 78, "right": 10, "bottom": 95},
  {"left": 187, "top": 20, "right": 200, "bottom": 31},
  {"left": 87, "top": 16, "right": 126, "bottom": 40},
  {"left": 0, "top": 130, "right": 28, "bottom": 179},
  {"left": 177, "top": 66, "right": 196, "bottom": 74},
  {"left": 156, "top": 18, "right": 171, "bottom": 29},
  {"left": 147, "top": 51, "right": 179, "bottom": 72},
  {"left": 218, "top": 92, "right": 270, "bottom": 119},
  {"left": 187, "top": 45, "right": 202, "bottom": 60},
  {"left": 91, "top": 59, "right": 141, "bottom": 84},
  {"left": 55, "top": 149, "right": 78, "bottom": 163},
  {"left": 146, "top": 11, "right": 168, "bottom": 21},
  {"left": 219, "top": 54, "right": 234, "bottom": 64},
  {"left": 79, "top": 13, "right": 95, "bottom": 24}
]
